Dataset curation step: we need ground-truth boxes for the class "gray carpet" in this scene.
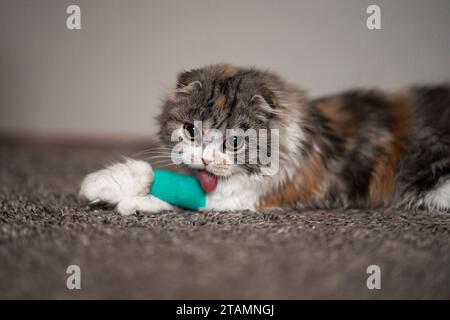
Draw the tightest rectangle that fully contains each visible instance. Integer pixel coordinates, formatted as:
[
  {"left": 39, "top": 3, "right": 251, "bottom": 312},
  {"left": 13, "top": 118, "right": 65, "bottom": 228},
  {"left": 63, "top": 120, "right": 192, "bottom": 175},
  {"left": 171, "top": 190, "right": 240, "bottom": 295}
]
[{"left": 1, "top": 142, "right": 449, "bottom": 299}]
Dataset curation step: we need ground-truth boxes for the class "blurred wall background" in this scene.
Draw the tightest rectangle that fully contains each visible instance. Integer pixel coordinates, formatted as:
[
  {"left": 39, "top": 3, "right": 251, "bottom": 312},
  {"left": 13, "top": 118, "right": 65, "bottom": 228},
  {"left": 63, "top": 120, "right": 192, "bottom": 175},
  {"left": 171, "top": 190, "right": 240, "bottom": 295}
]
[{"left": 1, "top": 0, "right": 449, "bottom": 139}]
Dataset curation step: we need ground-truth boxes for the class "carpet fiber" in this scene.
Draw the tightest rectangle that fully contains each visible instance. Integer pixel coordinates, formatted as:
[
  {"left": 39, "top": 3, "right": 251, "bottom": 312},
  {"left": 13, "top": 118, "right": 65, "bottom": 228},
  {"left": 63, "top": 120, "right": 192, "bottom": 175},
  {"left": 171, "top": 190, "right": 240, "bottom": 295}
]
[{"left": 1, "top": 142, "right": 449, "bottom": 299}]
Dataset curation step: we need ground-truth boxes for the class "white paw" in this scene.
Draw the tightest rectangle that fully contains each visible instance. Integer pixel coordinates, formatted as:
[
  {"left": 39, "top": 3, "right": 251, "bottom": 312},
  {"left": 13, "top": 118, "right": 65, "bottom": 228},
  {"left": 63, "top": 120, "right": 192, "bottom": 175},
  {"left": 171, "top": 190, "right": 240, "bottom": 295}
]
[
  {"left": 117, "top": 196, "right": 174, "bottom": 215},
  {"left": 79, "top": 158, "right": 153, "bottom": 205},
  {"left": 424, "top": 179, "right": 450, "bottom": 212}
]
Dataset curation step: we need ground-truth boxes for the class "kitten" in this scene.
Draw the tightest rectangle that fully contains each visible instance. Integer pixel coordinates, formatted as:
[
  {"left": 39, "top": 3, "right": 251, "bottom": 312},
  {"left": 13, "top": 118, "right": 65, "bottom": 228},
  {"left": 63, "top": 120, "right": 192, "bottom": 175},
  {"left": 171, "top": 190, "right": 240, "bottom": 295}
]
[{"left": 80, "top": 64, "right": 450, "bottom": 215}]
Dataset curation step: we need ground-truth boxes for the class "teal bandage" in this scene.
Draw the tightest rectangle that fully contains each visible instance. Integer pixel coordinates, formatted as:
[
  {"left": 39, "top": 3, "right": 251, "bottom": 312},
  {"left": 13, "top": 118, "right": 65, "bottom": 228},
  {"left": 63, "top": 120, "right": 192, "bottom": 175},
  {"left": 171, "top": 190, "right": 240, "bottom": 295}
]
[{"left": 149, "top": 170, "right": 207, "bottom": 210}]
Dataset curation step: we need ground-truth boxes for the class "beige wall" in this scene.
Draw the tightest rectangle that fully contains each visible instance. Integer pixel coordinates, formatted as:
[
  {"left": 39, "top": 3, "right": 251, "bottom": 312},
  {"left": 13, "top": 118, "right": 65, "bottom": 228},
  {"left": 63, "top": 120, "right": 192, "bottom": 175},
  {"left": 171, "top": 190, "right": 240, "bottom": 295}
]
[{"left": 1, "top": 0, "right": 449, "bottom": 138}]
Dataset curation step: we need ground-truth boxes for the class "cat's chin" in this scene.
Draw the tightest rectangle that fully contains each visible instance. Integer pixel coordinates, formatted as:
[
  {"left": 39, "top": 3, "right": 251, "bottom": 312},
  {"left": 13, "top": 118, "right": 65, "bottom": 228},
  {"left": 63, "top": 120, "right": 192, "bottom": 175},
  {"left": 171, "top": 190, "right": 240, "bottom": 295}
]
[{"left": 188, "top": 166, "right": 232, "bottom": 178}]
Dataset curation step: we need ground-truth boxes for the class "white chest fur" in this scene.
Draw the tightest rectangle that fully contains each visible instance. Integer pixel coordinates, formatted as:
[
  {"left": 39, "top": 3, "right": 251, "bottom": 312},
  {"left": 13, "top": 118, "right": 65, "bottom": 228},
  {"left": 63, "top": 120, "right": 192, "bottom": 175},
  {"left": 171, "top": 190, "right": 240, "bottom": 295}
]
[{"left": 204, "top": 176, "right": 259, "bottom": 211}]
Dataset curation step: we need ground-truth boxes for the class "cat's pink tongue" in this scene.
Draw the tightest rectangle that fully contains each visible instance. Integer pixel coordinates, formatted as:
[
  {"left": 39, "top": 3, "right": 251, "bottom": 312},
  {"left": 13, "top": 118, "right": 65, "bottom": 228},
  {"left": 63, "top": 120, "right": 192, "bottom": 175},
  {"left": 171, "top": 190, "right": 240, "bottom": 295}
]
[{"left": 195, "top": 170, "right": 218, "bottom": 193}]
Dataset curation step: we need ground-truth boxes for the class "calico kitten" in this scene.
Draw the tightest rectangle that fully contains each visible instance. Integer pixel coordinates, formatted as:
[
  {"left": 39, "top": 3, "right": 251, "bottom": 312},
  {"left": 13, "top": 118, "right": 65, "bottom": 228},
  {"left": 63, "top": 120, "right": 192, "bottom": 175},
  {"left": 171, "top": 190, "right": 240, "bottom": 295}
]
[{"left": 80, "top": 64, "right": 450, "bottom": 214}]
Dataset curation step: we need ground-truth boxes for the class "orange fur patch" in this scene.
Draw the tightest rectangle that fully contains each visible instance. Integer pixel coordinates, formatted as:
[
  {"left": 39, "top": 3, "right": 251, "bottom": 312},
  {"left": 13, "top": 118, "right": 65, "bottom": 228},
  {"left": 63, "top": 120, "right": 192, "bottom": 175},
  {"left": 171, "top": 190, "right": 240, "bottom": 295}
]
[
  {"left": 215, "top": 95, "right": 226, "bottom": 108},
  {"left": 315, "top": 97, "right": 354, "bottom": 140},
  {"left": 258, "top": 150, "right": 327, "bottom": 209},
  {"left": 368, "top": 94, "right": 411, "bottom": 206},
  {"left": 167, "top": 92, "right": 177, "bottom": 103},
  {"left": 221, "top": 64, "right": 238, "bottom": 78}
]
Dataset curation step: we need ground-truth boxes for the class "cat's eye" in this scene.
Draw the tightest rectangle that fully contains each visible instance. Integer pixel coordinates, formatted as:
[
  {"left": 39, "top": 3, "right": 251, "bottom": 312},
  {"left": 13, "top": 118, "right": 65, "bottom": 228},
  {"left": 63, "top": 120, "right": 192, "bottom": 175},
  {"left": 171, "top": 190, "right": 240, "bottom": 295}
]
[
  {"left": 224, "top": 135, "right": 244, "bottom": 152},
  {"left": 183, "top": 123, "right": 200, "bottom": 142}
]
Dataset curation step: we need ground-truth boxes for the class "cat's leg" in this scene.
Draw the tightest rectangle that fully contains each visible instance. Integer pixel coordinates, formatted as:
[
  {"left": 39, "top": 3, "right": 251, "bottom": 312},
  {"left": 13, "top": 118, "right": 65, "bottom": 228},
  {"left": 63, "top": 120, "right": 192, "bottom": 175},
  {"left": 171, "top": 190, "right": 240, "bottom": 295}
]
[
  {"left": 79, "top": 158, "right": 153, "bottom": 207},
  {"left": 397, "top": 156, "right": 450, "bottom": 212},
  {"left": 399, "top": 86, "right": 450, "bottom": 212},
  {"left": 397, "top": 167, "right": 450, "bottom": 213},
  {"left": 424, "top": 179, "right": 450, "bottom": 212},
  {"left": 80, "top": 159, "right": 175, "bottom": 215},
  {"left": 117, "top": 196, "right": 174, "bottom": 215}
]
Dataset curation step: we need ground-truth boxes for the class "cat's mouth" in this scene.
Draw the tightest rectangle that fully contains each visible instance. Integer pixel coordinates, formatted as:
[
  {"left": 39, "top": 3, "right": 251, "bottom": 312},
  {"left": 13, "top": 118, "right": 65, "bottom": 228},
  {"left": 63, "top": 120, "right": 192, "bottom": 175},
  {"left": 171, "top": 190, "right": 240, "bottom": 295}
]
[{"left": 195, "top": 170, "right": 218, "bottom": 193}]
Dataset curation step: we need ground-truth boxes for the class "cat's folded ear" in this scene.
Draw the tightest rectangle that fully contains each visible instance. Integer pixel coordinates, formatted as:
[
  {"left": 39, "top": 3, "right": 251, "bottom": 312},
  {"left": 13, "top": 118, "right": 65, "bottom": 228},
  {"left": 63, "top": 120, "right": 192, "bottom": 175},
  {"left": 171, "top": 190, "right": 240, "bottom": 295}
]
[
  {"left": 176, "top": 80, "right": 202, "bottom": 94},
  {"left": 177, "top": 69, "right": 194, "bottom": 86},
  {"left": 167, "top": 70, "right": 203, "bottom": 102},
  {"left": 176, "top": 69, "right": 202, "bottom": 91},
  {"left": 250, "top": 94, "right": 282, "bottom": 118},
  {"left": 251, "top": 84, "right": 306, "bottom": 119}
]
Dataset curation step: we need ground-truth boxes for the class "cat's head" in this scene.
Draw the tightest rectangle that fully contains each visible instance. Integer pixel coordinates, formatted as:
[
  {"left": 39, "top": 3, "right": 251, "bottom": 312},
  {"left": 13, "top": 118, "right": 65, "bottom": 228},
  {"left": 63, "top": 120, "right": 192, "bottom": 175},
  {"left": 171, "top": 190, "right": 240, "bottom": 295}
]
[{"left": 158, "top": 64, "right": 305, "bottom": 192}]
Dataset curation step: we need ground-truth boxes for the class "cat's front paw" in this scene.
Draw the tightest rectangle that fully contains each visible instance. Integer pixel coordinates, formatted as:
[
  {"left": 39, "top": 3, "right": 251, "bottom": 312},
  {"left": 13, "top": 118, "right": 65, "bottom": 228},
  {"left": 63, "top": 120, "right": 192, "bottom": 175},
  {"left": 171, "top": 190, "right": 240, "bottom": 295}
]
[
  {"left": 116, "top": 196, "right": 174, "bottom": 215},
  {"left": 79, "top": 159, "right": 153, "bottom": 205}
]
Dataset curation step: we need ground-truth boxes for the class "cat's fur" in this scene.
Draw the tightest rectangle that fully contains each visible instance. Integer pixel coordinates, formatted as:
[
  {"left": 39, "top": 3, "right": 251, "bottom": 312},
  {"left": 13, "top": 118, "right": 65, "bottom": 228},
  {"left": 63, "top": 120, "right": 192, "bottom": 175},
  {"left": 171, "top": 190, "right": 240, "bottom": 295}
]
[{"left": 80, "top": 64, "right": 450, "bottom": 214}]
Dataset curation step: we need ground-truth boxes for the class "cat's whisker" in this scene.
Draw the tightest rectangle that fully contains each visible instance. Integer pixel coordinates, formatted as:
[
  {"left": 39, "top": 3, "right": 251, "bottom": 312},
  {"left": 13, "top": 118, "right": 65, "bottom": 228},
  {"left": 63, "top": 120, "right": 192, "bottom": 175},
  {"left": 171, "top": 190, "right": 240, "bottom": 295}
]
[
  {"left": 134, "top": 151, "right": 173, "bottom": 157},
  {"left": 139, "top": 153, "right": 179, "bottom": 159},
  {"left": 147, "top": 157, "right": 182, "bottom": 163},
  {"left": 147, "top": 157, "right": 180, "bottom": 163},
  {"left": 137, "top": 146, "right": 172, "bottom": 150},
  {"left": 132, "top": 147, "right": 173, "bottom": 157},
  {"left": 141, "top": 148, "right": 173, "bottom": 153},
  {"left": 143, "top": 154, "right": 178, "bottom": 159},
  {"left": 137, "top": 153, "right": 180, "bottom": 160},
  {"left": 148, "top": 161, "right": 181, "bottom": 167},
  {"left": 142, "top": 153, "right": 176, "bottom": 158},
  {"left": 149, "top": 162, "right": 183, "bottom": 167},
  {"left": 152, "top": 162, "right": 183, "bottom": 169},
  {"left": 136, "top": 150, "right": 179, "bottom": 156}
]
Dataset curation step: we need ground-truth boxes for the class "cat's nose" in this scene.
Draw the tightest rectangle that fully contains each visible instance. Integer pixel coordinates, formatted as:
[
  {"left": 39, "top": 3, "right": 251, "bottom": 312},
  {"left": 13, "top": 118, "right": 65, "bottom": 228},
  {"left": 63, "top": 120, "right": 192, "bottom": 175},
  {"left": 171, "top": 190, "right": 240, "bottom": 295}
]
[
  {"left": 202, "top": 144, "right": 215, "bottom": 165},
  {"left": 202, "top": 157, "right": 212, "bottom": 165}
]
